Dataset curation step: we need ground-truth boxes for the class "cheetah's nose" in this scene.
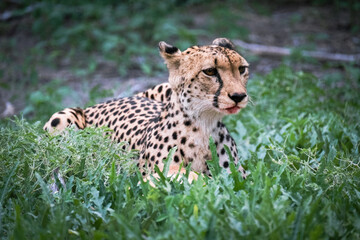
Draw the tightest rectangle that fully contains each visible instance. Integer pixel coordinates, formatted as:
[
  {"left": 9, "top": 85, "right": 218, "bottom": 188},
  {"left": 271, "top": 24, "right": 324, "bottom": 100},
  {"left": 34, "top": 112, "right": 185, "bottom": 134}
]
[{"left": 228, "top": 93, "right": 247, "bottom": 103}]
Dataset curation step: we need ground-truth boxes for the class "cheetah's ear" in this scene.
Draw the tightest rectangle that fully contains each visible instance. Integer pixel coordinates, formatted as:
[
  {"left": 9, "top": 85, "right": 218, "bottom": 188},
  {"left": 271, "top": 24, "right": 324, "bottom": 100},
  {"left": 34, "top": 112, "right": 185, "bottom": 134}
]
[
  {"left": 212, "top": 38, "right": 235, "bottom": 50},
  {"left": 158, "top": 41, "right": 181, "bottom": 60}
]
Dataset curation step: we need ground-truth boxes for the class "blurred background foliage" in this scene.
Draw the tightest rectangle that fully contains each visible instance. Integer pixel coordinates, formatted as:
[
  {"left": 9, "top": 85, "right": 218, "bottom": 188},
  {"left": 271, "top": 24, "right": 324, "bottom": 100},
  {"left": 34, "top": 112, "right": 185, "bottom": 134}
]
[
  {"left": 2, "top": 0, "right": 243, "bottom": 76},
  {"left": 1, "top": 0, "right": 359, "bottom": 121}
]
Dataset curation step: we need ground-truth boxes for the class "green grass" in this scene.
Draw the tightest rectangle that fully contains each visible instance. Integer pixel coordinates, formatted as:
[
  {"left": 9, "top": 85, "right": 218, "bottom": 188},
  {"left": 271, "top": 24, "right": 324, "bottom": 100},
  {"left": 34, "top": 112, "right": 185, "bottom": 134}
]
[{"left": 1, "top": 65, "right": 359, "bottom": 239}]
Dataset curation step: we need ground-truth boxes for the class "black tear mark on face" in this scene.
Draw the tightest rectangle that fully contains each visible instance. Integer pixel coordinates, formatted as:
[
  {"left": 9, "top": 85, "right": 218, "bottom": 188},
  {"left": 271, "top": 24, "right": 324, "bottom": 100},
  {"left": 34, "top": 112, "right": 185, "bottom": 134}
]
[
  {"left": 213, "top": 72, "right": 223, "bottom": 108},
  {"left": 51, "top": 118, "right": 60, "bottom": 127}
]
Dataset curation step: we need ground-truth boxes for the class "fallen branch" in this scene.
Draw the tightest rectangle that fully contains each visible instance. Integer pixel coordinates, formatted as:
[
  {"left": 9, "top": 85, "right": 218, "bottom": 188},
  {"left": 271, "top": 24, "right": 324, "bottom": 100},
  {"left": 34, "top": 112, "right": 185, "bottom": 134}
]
[
  {"left": 1, "top": 102, "right": 15, "bottom": 118},
  {"left": 233, "top": 39, "right": 360, "bottom": 64},
  {"left": 0, "top": 3, "right": 42, "bottom": 21}
]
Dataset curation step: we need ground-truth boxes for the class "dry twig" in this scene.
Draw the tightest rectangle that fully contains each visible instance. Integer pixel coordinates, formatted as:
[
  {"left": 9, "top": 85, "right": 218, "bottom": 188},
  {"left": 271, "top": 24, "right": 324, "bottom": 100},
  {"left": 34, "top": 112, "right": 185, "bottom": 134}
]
[{"left": 233, "top": 39, "right": 360, "bottom": 64}]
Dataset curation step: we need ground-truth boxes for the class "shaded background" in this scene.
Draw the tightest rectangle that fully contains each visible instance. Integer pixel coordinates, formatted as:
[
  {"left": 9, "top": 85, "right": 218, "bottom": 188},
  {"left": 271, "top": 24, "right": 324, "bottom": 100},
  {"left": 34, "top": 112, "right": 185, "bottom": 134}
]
[{"left": 0, "top": 0, "right": 359, "bottom": 121}]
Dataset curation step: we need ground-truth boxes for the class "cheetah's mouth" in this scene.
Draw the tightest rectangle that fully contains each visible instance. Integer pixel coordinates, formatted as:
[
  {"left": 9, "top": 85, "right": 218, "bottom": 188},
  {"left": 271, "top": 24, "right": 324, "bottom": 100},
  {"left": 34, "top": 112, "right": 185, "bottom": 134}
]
[{"left": 223, "top": 106, "right": 241, "bottom": 114}]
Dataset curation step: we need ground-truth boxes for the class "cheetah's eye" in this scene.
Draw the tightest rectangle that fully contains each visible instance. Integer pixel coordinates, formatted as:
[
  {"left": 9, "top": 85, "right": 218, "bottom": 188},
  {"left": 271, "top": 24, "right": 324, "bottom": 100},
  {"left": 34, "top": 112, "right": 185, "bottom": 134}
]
[
  {"left": 202, "top": 68, "right": 218, "bottom": 76},
  {"left": 239, "top": 66, "right": 247, "bottom": 75}
]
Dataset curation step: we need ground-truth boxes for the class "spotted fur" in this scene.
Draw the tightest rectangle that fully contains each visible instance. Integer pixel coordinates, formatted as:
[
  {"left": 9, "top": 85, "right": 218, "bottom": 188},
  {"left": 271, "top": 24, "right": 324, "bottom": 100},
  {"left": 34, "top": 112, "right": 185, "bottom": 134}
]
[{"left": 44, "top": 38, "right": 250, "bottom": 178}]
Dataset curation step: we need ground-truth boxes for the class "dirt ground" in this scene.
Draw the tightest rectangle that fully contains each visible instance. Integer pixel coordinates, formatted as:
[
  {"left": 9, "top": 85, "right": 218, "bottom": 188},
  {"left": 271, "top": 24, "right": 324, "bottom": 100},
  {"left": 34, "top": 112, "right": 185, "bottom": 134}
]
[
  {"left": 241, "top": 5, "right": 359, "bottom": 74},
  {"left": 1, "top": 3, "right": 359, "bottom": 116}
]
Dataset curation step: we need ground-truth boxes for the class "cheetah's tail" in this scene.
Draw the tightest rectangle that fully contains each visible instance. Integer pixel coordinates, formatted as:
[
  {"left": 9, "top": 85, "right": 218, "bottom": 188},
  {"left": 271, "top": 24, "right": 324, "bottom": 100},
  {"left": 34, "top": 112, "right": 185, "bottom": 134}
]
[{"left": 43, "top": 107, "right": 86, "bottom": 134}]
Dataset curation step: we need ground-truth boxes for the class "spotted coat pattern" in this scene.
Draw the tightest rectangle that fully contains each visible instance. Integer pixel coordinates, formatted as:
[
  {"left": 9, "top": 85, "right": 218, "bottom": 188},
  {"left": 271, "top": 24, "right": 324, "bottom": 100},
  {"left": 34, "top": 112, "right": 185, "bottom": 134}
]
[{"left": 44, "top": 38, "right": 250, "bottom": 178}]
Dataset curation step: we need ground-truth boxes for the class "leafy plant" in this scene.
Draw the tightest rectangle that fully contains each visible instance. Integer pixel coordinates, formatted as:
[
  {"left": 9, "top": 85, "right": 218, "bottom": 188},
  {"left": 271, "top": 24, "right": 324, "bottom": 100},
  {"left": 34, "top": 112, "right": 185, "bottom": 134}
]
[
  {"left": 1, "top": 65, "right": 359, "bottom": 239},
  {"left": 22, "top": 80, "right": 74, "bottom": 121},
  {"left": 209, "top": 5, "right": 249, "bottom": 40},
  {"left": 22, "top": 0, "right": 211, "bottom": 76}
]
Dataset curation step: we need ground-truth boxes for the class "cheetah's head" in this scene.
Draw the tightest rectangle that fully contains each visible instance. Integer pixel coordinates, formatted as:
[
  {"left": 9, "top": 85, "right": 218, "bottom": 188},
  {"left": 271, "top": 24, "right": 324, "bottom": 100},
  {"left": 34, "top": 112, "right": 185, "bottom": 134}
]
[{"left": 159, "top": 38, "right": 249, "bottom": 118}]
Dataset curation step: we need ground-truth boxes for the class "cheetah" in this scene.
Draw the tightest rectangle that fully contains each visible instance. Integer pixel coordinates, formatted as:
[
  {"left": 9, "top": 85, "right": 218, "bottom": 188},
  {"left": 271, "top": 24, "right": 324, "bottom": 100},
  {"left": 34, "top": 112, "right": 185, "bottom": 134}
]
[{"left": 44, "top": 38, "right": 249, "bottom": 179}]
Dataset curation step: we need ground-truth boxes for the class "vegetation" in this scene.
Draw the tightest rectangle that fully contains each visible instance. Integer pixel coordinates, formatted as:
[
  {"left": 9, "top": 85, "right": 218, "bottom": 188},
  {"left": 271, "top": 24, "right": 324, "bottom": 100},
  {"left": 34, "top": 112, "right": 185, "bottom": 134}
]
[
  {"left": 1, "top": 0, "right": 359, "bottom": 239},
  {"left": 1, "top": 0, "right": 232, "bottom": 78},
  {"left": 1, "top": 0, "right": 249, "bottom": 120},
  {"left": 1, "top": 64, "right": 359, "bottom": 239}
]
